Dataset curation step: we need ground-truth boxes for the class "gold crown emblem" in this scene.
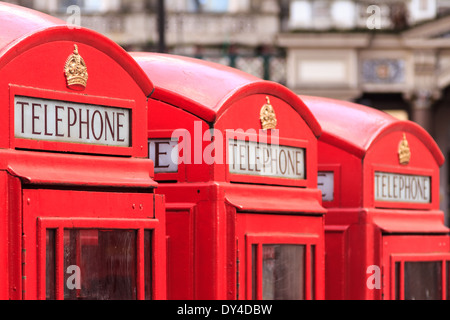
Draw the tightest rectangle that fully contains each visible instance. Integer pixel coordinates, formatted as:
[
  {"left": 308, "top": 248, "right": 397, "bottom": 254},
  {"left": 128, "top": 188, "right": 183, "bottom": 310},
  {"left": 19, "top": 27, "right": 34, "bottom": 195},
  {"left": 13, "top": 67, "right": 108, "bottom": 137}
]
[
  {"left": 64, "top": 45, "right": 88, "bottom": 90},
  {"left": 398, "top": 133, "right": 411, "bottom": 165},
  {"left": 260, "top": 96, "right": 277, "bottom": 130}
]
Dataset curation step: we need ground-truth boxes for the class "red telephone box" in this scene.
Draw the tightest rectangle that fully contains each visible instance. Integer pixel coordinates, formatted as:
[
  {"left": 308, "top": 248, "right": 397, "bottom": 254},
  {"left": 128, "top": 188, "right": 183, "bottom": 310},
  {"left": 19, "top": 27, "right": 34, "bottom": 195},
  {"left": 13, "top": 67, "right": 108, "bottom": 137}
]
[
  {"left": 0, "top": 3, "right": 165, "bottom": 300},
  {"left": 301, "top": 95, "right": 449, "bottom": 300},
  {"left": 132, "top": 53, "right": 326, "bottom": 300}
]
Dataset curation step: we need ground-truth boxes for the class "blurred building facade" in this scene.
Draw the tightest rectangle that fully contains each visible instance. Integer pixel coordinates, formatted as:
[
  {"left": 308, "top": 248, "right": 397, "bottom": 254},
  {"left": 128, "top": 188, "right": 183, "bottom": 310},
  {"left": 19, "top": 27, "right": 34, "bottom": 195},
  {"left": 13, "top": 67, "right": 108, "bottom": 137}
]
[
  {"left": 7, "top": 0, "right": 450, "bottom": 223},
  {"left": 9, "top": 0, "right": 288, "bottom": 82},
  {"left": 277, "top": 0, "right": 450, "bottom": 224}
]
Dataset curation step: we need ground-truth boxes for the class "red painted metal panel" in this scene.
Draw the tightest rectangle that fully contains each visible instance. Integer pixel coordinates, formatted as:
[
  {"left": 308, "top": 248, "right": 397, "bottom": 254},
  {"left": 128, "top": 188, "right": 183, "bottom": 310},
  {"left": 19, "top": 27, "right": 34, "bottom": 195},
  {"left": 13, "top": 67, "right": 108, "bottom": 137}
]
[
  {"left": 0, "top": 172, "right": 9, "bottom": 300},
  {"left": 3, "top": 149, "right": 156, "bottom": 188},
  {"left": 7, "top": 174, "right": 22, "bottom": 300},
  {"left": 147, "top": 100, "right": 212, "bottom": 183},
  {"left": 318, "top": 141, "right": 363, "bottom": 208},
  {"left": 132, "top": 52, "right": 322, "bottom": 137},
  {"left": 369, "top": 209, "right": 449, "bottom": 233},
  {"left": 302, "top": 95, "right": 444, "bottom": 165},
  {"left": 0, "top": 3, "right": 153, "bottom": 97},
  {"left": 324, "top": 226, "right": 347, "bottom": 300},
  {"left": 2, "top": 43, "right": 150, "bottom": 157},
  {"left": 152, "top": 194, "right": 167, "bottom": 300},
  {"left": 0, "top": 4, "right": 154, "bottom": 157},
  {"left": 165, "top": 203, "right": 196, "bottom": 300},
  {"left": 224, "top": 184, "right": 325, "bottom": 214}
]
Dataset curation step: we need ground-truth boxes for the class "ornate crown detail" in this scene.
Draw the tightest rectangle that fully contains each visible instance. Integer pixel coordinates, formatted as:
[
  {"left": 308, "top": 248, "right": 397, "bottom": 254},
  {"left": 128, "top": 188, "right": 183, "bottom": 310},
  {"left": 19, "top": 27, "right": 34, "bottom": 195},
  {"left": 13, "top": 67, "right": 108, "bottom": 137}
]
[
  {"left": 260, "top": 96, "right": 277, "bottom": 130},
  {"left": 398, "top": 133, "right": 411, "bottom": 165},
  {"left": 64, "top": 45, "right": 88, "bottom": 90}
]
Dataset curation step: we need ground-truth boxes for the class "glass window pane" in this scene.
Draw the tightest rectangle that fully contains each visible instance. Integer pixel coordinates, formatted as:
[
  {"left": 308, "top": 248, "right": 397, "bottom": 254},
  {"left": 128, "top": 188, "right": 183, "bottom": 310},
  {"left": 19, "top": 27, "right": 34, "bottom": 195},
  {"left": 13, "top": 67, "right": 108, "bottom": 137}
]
[
  {"left": 395, "top": 262, "right": 401, "bottom": 300},
  {"left": 262, "top": 244, "right": 305, "bottom": 300},
  {"left": 404, "top": 261, "right": 442, "bottom": 300},
  {"left": 46, "top": 229, "right": 56, "bottom": 300},
  {"left": 144, "top": 230, "right": 152, "bottom": 300},
  {"left": 63, "top": 229, "right": 137, "bottom": 300}
]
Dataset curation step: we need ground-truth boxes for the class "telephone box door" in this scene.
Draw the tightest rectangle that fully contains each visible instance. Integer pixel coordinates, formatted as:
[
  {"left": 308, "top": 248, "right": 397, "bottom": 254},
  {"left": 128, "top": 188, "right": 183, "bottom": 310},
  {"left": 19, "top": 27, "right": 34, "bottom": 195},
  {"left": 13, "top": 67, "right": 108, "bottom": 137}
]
[
  {"left": 236, "top": 212, "right": 324, "bottom": 300},
  {"left": 22, "top": 188, "right": 162, "bottom": 300},
  {"left": 382, "top": 235, "right": 450, "bottom": 300}
]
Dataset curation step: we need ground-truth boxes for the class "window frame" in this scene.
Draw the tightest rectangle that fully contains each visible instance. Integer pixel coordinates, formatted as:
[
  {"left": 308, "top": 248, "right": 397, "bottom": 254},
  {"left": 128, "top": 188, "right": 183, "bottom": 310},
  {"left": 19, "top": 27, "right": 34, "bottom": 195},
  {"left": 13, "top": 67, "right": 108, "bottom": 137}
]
[
  {"left": 37, "top": 217, "right": 158, "bottom": 300},
  {"left": 391, "top": 253, "right": 450, "bottom": 300},
  {"left": 245, "top": 233, "right": 319, "bottom": 300}
]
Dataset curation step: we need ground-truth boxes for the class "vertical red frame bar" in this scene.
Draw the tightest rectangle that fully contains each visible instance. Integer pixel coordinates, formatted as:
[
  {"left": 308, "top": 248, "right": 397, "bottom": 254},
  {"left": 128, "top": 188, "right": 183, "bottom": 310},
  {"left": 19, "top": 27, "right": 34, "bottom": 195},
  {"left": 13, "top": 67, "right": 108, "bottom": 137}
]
[
  {"left": 36, "top": 219, "right": 45, "bottom": 300},
  {"left": 0, "top": 173, "right": 9, "bottom": 299},
  {"left": 152, "top": 194, "right": 166, "bottom": 300},
  {"left": 442, "top": 260, "right": 447, "bottom": 300},
  {"left": 7, "top": 174, "right": 22, "bottom": 300},
  {"left": 137, "top": 228, "right": 145, "bottom": 300},
  {"left": 254, "top": 244, "right": 263, "bottom": 301},
  {"left": 55, "top": 227, "right": 64, "bottom": 300},
  {"left": 399, "top": 261, "right": 405, "bottom": 300},
  {"left": 37, "top": 224, "right": 64, "bottom": 300},
  {"left": 304, "top": 245, "right": 312, "bottom": 300}
]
